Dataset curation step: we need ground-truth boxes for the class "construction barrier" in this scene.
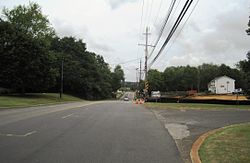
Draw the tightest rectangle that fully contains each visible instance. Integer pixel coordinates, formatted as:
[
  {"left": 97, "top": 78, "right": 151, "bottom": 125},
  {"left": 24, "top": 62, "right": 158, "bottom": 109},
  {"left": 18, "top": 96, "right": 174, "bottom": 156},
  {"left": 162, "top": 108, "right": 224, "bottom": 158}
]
[{"left": 133, "top": 98, "right": 145, "bottom": 104}]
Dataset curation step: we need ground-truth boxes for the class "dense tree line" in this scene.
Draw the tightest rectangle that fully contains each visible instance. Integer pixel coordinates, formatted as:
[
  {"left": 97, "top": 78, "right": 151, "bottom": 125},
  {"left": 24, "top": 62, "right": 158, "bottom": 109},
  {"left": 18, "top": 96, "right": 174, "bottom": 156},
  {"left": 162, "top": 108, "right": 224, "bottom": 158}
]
[
  {"left": 0, "top": 3, "right": 124, "bottom": 99},
  {"left": 147, "top": 16, "right": 250, "bottom": 94},
  {"left": 147, "top": 63, "right": 247, "bottom": 93}
]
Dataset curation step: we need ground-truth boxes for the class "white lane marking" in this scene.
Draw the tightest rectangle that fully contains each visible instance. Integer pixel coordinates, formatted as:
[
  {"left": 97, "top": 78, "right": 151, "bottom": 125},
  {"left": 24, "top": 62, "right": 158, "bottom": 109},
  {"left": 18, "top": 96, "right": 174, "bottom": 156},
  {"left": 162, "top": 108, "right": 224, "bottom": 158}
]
[
  {"left": 62, "top": 113, "right": 74, "bottom": 119},
  {"left": 24, "top": 131, "right": 37, "bottom": 136},
  {"left": 0, "top": 130, "right": 37, "bottom": 137}
]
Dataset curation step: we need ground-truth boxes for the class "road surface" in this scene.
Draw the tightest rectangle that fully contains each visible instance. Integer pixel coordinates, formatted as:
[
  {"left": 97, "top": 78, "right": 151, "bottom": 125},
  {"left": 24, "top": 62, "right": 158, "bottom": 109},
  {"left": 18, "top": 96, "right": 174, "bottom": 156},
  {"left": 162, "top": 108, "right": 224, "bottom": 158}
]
[
  {"left": 0, "top": 101, "right": 182, "bottom": 163},
  {"left": 120, "top": 91, "right": 135, "bottom": 101}
]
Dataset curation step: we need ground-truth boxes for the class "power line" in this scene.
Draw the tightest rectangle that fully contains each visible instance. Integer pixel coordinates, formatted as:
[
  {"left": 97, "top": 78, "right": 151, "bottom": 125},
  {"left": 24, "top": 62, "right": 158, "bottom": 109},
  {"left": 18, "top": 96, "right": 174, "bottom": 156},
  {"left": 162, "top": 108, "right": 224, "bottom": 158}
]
[
  {"left": 153, "top": 0, "right": 164, "bottom": 26},
  {"left": 165, "top": 0, "right": 200, "bottom": 57},
  {"left": 139, "top": 0, "right": 145, "bottom": 34},
  {"left": 143, "top": 0, "right": 150, "bottom": 33},
  {"left": 146, "top": 0, "right": 154, "bottom": 28},
  {"left": 148, "top": 0, "right": 177, "bottom": 59},
  {"left": 114, "top": 58, "right": 141, "bottom": 65},
  {"left": 149, "top": 0, "right": 194, "bottom": 68},
  {"left": 136, "top": 0, "right": 145, "bottom": 59}
]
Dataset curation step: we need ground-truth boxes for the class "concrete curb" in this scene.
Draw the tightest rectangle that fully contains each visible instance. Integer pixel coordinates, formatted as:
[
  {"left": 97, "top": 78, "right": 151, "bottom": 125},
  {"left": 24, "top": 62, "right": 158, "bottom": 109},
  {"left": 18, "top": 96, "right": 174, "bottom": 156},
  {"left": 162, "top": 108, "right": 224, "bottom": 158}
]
[
  {"left": 190, "top": 122, "right": 250, "bottom": 163},
  {"left": 190, "top": 128, "right": 220, "bottom": 163}
]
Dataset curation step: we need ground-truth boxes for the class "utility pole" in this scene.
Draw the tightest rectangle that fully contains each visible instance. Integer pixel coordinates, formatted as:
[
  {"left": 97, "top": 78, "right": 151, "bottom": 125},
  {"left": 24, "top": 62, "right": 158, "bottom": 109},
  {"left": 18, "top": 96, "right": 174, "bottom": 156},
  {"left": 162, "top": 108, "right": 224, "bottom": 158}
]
[
  {"left": 144, "top": 27, "right": 149, "bottom": 80},
  {"left": 60, "top": 59, "right": 64, "bottom": 99},
  {"left": 136, "top": 68, "right": 139, "bottom": 86},
  {"left": 139, "top": 59, "right": 142, "bottom": 82},
  {"left": 138, "top": 27, "right": 154, "bottom": 97},
  {"left": 139, "top": 27, "right": 152, "bottom": 80}
]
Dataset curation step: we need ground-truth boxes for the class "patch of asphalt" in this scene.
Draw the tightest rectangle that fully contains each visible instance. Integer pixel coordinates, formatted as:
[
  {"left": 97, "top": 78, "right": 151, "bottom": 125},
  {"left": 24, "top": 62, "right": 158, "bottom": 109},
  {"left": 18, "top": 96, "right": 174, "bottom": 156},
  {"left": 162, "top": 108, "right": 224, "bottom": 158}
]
[
  {"left": 165, "top": 123, "right": 190, "bottom": 140},
  {"left": 150, "top": 108, "right": 250, "bottom": 163}
]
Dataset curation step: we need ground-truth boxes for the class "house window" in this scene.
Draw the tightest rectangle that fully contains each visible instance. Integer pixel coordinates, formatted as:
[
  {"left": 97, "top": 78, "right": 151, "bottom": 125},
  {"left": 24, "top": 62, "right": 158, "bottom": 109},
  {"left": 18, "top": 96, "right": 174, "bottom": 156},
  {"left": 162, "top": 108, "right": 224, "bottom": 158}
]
[{"left": 220, "top": 85, "right": 224, "bottom": 88}]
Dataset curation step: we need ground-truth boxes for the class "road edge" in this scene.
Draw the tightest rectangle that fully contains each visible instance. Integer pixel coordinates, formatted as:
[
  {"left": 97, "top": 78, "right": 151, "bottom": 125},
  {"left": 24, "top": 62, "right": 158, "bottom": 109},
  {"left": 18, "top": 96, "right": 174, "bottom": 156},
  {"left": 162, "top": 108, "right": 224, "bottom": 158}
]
[{"left": 149, "top": 108, "right": 186, "bottom": 163}]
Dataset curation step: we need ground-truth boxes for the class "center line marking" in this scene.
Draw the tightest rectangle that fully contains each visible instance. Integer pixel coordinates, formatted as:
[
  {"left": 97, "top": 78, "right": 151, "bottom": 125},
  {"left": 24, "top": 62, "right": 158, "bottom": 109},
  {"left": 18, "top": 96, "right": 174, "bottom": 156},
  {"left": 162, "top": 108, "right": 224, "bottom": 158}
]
[
  {"left": 62, "top": 113, "right": 74, "bottom": 119},
  {"left": 24, "top": 131, "right": 37, "bottom": 136},
  {"left": 0, "top": 130, "right": 37, "bottom": 137}
]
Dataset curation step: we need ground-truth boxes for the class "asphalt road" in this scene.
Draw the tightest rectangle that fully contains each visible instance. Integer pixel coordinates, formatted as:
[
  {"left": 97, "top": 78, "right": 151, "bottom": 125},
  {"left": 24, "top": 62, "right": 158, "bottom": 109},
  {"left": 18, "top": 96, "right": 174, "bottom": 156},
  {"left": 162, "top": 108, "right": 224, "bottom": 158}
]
[
  {"left": 0, "top": 101, "right": 182, "bottom": 163},
  {"left": 120, "top": 91, "right": 135, "bottom": 101},
  {"left": 151, "top": 107, "right": 250, "bottom": 163}
]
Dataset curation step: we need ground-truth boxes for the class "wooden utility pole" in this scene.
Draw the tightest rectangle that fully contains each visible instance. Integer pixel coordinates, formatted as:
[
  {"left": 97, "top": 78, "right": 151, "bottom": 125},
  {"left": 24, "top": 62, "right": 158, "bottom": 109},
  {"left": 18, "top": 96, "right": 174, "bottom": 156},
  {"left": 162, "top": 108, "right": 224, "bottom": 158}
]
[
  {"left": 138, "top": 27, "right": 154, "bottom": 80},
  {"left": 139, "top": 59, "right": 142, "bottom": 82},
  {"left": 144, "top": 27, "right": 149, "bottom": 80},
  {"left": 60, "top": 59, "right": 64, "bottom": 99},
  {"left": 138, "top": 27, "right": 154, "bottom": 96}
]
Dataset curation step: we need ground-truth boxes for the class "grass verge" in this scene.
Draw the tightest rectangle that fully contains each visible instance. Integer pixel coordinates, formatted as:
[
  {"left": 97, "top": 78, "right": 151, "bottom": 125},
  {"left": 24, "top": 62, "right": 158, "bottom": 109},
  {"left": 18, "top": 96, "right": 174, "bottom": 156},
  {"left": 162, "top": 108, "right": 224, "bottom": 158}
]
[
  {"left": 0, "top": 93, "right": 84, "bottom": 108},
  {"left": 144, "top": 102, "right": 250, "bottom": 110},
  {"left": 199, "top": 123, "right": 250, "bottom": 163}
]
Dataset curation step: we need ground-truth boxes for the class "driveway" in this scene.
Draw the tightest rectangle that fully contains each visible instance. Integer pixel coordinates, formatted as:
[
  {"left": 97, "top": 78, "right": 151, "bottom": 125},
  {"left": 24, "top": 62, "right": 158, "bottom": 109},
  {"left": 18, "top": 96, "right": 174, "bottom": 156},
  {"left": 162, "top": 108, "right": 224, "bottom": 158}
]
[{"left": 149, "top": 107, "right": 250, "bottom": 163}]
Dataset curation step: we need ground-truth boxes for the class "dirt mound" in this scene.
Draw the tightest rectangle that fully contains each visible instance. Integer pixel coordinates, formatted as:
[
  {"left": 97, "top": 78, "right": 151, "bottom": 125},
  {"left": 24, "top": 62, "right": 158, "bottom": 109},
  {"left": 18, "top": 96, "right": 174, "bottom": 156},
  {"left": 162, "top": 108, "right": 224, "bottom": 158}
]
[{"left": 187, "top": 95, "right": 248, "bottom": 101}]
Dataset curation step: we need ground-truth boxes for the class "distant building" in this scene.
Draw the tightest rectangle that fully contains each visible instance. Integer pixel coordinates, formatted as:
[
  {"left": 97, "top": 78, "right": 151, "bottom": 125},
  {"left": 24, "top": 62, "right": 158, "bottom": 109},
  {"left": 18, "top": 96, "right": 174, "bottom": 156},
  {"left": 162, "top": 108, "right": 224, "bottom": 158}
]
[{"left": 208, "top": 76, "right": 235, "bottom": 94}]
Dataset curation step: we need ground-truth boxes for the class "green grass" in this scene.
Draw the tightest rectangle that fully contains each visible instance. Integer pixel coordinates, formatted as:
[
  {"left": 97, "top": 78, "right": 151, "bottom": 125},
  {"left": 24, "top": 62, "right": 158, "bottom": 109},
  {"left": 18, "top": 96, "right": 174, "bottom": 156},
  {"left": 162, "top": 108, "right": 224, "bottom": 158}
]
[
  {"left": 199, "top": 123, "right": 250, "bottom": 163},
  {"left": 144, "top": 102, "right": 250, "bottom": 110},
  {"left": 0, "top": 93, "right": 85, "bottom": 108}
]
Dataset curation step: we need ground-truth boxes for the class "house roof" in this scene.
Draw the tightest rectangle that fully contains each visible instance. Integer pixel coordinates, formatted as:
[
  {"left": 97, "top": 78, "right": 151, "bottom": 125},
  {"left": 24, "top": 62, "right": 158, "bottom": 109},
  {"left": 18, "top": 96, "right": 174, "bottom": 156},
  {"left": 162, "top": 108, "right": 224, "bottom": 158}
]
[{"left": 208, "top": 75, "right": 235, "bottom": 84}]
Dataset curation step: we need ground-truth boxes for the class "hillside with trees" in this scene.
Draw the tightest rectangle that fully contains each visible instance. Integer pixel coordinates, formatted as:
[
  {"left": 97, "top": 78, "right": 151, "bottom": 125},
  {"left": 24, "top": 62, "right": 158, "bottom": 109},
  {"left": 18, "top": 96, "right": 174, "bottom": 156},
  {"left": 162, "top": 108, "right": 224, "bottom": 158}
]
[{"left": 0, "top": 2, "right": 124, "bottom": 99}]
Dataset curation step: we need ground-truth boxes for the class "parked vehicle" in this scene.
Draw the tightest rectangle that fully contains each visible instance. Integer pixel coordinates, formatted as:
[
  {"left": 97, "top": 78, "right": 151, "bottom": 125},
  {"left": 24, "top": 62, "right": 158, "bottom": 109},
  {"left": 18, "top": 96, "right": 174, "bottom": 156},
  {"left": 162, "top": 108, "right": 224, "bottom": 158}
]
[
  {"left": 124, "top": 96, "right": 129, "bottom": 101},
  {"left": 151, "top": 91, "right": 161, "bottom": 98}
]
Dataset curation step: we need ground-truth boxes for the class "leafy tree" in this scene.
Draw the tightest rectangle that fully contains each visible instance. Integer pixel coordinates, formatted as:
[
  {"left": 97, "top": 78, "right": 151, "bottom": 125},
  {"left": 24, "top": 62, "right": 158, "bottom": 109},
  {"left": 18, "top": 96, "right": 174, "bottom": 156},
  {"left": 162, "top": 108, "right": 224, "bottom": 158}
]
[
  {"left": 239, "top": 51, "right": 250, "bottom": 94},
  {"left": 246, "top": 16, "right": 250, "bottom": 35},
  {"left": 3, "top": 2, "right": 55, "bottom": 43},
  {"left": 198, "top": 64, "right": 220, "bottom": 91},
  {"left": 162, "top": 66, "right": 198, "bottom": 91},
  {"left": 0, "top": 2, "right": 117, "bottom": 99},
  {"left": 0, "top": 3, "right": 57, "bottom": 93},
  {"left": 50, "top": 37, "right": 113, "bottom": 99},
  {"left": 147, "top": 69, "right": 164, "bottom": 91},
  {"left": 111, "top": 65, "right": 125, "bottom": 91},
  {"left": 0, "top": 20, "right": 56, "bottom": 93}
]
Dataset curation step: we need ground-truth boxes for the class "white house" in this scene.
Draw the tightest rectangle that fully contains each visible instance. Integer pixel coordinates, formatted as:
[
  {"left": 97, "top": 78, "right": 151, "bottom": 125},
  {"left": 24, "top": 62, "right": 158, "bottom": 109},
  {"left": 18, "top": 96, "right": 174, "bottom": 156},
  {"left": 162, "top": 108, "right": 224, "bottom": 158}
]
[{"left": 208, "top": 76, "right": 235, "bottom": 94}]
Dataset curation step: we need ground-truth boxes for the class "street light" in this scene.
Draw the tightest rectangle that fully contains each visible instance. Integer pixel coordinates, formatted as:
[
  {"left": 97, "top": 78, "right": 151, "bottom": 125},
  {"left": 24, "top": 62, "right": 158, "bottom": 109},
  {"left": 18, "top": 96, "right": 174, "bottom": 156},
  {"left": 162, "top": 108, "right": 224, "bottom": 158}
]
[{"left": 60, "top": 58, "right": 64, "bottom": 99}]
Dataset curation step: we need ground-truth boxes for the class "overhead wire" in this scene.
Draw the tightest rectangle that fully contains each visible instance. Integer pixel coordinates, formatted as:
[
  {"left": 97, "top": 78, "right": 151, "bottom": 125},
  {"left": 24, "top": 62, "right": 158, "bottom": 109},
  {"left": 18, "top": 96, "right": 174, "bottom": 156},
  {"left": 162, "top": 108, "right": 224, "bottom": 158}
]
[
  {"left": 146, "top": 0, "right": 154, "bottom": 28},
  {"left": 148, "top": 0, "right": 177, "bottom": 59},
  {"left": 153, "top": 0, "right": 164, "bottom": 27},
  {"left": 164, "top": 0, "right": 200, "bottom": 60},
  {"left": 113, "top": 58, "right": 141, "bottom": 66},
  {"left": 136, "top": 0, "right": 145, "bottom": 60},
  {"left": 149, "top": 0, "right": 194, "bottom": 68}
]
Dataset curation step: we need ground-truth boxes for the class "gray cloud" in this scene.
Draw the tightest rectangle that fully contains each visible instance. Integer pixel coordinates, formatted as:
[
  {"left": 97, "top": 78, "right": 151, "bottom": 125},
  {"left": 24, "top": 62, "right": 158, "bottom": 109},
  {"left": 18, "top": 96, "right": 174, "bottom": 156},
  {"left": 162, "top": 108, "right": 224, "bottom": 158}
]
[
  {"left": 53, "top": 19, "right": 79, "bottom": 37},
  {"left": 108, "top": 0, "right": 138, "bottom": 9},
  {"left": 52, "top": 18, "right": 114, "bottom": 54},
  {"left": 88, "top": 40, "right": 114, "bottom": 53}
]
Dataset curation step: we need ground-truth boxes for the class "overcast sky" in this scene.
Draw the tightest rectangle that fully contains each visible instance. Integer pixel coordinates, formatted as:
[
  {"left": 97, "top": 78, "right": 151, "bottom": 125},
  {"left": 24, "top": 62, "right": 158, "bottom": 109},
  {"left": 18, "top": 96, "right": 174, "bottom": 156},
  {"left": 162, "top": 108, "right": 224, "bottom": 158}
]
[{"left": 1, "top": 0, "right": 249, "bottom": 81}]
